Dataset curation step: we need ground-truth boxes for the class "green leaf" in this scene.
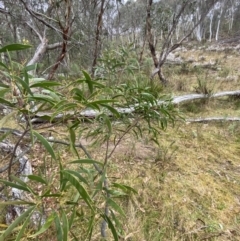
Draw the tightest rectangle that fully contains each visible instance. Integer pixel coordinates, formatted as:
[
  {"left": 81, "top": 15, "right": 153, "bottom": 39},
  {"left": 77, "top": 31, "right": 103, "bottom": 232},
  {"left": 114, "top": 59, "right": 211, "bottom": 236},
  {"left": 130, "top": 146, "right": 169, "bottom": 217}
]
[
  {"left": 25, "top": 64, "right": 37, "bottom": 72},
  {"left": 14, "top": 75, "right": 32, "bottom": 95},
  {"left": 62, "top": 170, "right": 93, "bottom": 210},
  {"left": 62, "top": 210, "right": 69, "bottom": 241},
  {"left": 0, "top": 44, "right": 32, "bottom": 53},
  {"left": 28, "top": 175, "right": 48, "bottom": 185},
  {"left": 0, "top": 201, "right": 34, "bottom": 206},
  {"left": 15, "top": 208, "right": 33, "bottom": 241},
  {"left": 85, "top": 215, "right": 94, "bottom": 240},
  {"left": 68, "top": 127, "right": 78, "bottom": 157},
  {"left": 0, "top": 179, "right": 31, "bottom": 193},
  {"left": 0, "top": 97, "right": 15, "bottom": 107},
  {"left": 112, "top": 183, "right": 137, "bottom": 194},
  {"left": 24, "top": 69, "right": 29, "bottom": 86},
  {"left": 54, "top": 215, "right": 63, "bottom": 241},
  {"left": 0, "top": 88, "right": 10, "bottom": 97},
  {"left": 0, "top": 111, "right": 16, "bottom": 129},
  {"left": 107, "top": 198, "right": 126, "bottom": 217},
  {"left": 28, "top": 94, "right": 56, "bottom": 105},
  {"left": 70, "top": 159, "right": 103, "bottom": 166},
  {"left": 32, "top": 131, "right": 56, "bottom": 160},
  {"left": 0, "top": 206, "right": 35, "bottom": 241},
  {"left": 0, "top": 130, "right": 11, "bottom": 142},
  {"left": 100, "top": 214, "right": 119, "bottom": 241},
  {"left": 0, "top": 62, "right": 9, "bottom": 70},
  {"left": 87, "top": 99, "right": 116, "bottom": 106},
  {"left": 82, "top": 70, "right": 93, "bottom": 94},
  {"left": 55, "top": 102, "right": 77, "bottom": 113},
  {"left": 30, "top": 212, "right": 56, "bottom": 238},
  {"left": 42, "top": 193, "right": 62, "bottom": 198},
  {"left": 0, "top": 82, "right": 9, "bottom": 88},
  {"left": 100, "top": 104, "right": 120, "bottom": 117},
  {"left": 68, "top": 206, "right": 76, "bottom": 229},
  {"left": 30, "top": 81, "right": 61, "bottom": 88},
  {"left": 63, "top": 170, "right": 88, "bottom": 185},
  {"left": 105, "top": 116, "right": 112, "bottom": 134},
  {"left": 10, "top": 175, "right": 28, "bottom": 187}
]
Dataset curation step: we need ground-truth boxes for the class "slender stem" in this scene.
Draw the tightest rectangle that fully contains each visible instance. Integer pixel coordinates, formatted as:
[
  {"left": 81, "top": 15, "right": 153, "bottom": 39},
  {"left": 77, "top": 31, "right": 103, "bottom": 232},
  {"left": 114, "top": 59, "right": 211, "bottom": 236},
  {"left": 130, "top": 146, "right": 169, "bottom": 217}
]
[{"left": 8, "top": 124, "right": 30, "bottom": 181}]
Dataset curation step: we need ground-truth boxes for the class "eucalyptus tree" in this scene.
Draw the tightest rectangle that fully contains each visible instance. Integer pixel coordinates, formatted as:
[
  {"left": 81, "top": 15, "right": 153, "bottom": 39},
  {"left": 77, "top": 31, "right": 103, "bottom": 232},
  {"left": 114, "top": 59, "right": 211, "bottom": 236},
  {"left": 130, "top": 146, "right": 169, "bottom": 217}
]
[
  {"left": 0, "top": 0, "right": 126, "bottom": 78},
  {"left": 146, "top": 0, "right": 221, "bottom": 85}
]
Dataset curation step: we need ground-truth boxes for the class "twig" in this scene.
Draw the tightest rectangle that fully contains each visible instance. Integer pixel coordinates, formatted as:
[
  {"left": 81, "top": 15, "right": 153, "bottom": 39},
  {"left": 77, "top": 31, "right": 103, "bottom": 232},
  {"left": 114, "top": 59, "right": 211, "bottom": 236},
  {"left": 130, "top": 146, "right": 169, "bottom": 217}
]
[
  {"left": 0, "top": 146, "right": 31, "bottom": 173},
  {"left": 8, "top": 126, "right": 30, "bottom": 181}
]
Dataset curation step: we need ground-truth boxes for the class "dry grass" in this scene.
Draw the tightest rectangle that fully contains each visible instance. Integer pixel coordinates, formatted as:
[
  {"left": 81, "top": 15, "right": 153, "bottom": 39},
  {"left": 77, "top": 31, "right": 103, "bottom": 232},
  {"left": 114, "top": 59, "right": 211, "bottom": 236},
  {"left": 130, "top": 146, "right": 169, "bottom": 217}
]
[
  {"left": 103, "top": 119, "right": 240, "bottom": 240},
  {"left": 1, "top": 48, "right": 240, "bottom": 240}
]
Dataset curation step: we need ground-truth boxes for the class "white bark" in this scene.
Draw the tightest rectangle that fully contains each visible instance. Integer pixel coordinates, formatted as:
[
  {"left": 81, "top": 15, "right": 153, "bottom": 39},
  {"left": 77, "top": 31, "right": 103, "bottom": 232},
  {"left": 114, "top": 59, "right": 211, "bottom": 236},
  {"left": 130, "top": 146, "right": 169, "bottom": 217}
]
[
  {"left": 215, "top": 1, "right": 225, "bottom": 41},
  {"left": 27, "top": 37, "right": 48, "bottom": 66},
  {"left": 187, "top": 117, "right": 240, "bottom": 123},
  {"left": 31, "top": 90, "right": 240, "bottom": 123},
  {"left": 209, "top": 10, "right": 214, "bottom": 42}
]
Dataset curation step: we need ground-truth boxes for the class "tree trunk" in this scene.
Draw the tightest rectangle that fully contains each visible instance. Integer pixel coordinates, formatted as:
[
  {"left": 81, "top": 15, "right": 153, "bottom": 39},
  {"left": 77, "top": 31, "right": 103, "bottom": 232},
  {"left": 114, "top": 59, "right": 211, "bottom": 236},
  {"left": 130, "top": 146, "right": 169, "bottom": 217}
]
[{"left": 91, "top": 0, "right": 106, "bottom": 76}]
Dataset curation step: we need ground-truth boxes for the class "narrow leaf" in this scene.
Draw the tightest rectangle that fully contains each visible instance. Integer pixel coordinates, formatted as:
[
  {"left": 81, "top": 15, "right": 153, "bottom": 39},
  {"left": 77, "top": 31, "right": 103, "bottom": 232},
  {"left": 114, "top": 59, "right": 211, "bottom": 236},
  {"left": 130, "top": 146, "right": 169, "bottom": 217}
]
[
  {"left": 32, "top": 131, "right": 56, "bottom": 160},
  {"left": 0, "top": 98, "right": 15, "bottom": 107},
  {"left": 15, "top": 208, "right": 33, "bottom": 241},
  {"left": 62, "top": 210, "right": 69, "bottom": 241},
  {"left": 112, "top": 183, "right": 137, "bottom": 194},
  {"left": 29, "top": 212, "right": 56, "bottom": 238},
  {"left": 30, "top": 81, "right": 61, "bottom": 88},
  {"left": 107, "top": 198, "right": 126, "bottom": 217},
  {"left": 54, "top": 215, "right": 63, "bottom": 241},
  {"left": 0, "top": 111, "right": 16, "bottom": 129},
  {"left": 62, "top": 171, "right": 93, "bottom": 210},
  {"left": 28, "top": 175, "right": 48, "bottom": 185},
  {"left": 0, "top": 62, "right": 8, "bottom": 70},
  {"left": 70, "top": 159, "right": 103, "bottom": 166},
  {"left": 64, "top": 170, "right": 88, "bottom": 185},
  {"left": 0, "top": 201, "right": 34, "bottom": 206},
  {"left": 0, "top": 179, "right": 30, "bottom": 192},
  {"left": 0, "top": 206, "right": 35, "bottom": 241},
  {"left": 68, "top": 207, "right": 76, "bottom": 230},
  {"left": 85, "top": 215, "right": 94, "bottom": 240},
  {"left": 82, "top": 70, "right": 93, "bottom": 94},
  {"left": 101, "top": 104, "right": 120, "bottom": 117},
  {"left": 0, "top": 44, "right": 32, "bottom": 53},
  {"left": 100, "top": 214, "right": 119, "bottom": 241},
  {"left": 25, "top": 64, "right": 37, "bottom": 72},
  {"left": 10, "top": 175, "right": 28, "bottom": 187}
]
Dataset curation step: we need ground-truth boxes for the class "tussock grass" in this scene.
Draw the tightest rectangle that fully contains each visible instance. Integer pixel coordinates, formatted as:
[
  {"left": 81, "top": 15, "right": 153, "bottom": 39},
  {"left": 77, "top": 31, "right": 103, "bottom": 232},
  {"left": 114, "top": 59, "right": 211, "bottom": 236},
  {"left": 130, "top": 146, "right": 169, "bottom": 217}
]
[{"left": 108, "top": 120, "right": 240, "bottom": 240}]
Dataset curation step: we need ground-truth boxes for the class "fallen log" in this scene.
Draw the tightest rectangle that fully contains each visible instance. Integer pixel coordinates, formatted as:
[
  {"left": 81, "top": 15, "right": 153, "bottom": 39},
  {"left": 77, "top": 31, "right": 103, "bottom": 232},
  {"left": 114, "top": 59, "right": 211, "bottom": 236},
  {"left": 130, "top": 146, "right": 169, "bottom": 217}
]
[
  {"left": 31, "top": 90, "right": 240, "bottom": 123},
  {"left": 186, "top": 117, "right": 240, "bottom": 123}
]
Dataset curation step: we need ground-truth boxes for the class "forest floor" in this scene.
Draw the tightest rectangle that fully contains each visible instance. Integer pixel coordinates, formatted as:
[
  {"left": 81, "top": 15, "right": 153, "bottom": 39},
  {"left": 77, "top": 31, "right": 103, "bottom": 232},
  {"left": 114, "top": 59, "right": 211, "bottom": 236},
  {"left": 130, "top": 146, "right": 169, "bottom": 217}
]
[
  {"left": 100, "top": 46, "right": 240, "bottom": 241},
  {"left": 1, "top": 45, "right": 240, "bottom": 241}
]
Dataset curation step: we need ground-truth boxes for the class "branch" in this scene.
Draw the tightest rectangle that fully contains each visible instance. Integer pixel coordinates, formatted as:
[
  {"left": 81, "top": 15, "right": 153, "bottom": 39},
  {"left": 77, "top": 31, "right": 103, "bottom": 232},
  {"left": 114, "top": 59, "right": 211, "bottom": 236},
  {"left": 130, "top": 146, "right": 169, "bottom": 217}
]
[
  {"left": 26, "top": 22, "right": 43, "bottom": 41},
  {"left": 19, "top": 0, "right": 60, "bottom": 33},
  {"left": 151, "top": 0, "right": 221, "bottom": 79},
  {"left": 0, "top": 8, "right": 10, "bottom": 15}
]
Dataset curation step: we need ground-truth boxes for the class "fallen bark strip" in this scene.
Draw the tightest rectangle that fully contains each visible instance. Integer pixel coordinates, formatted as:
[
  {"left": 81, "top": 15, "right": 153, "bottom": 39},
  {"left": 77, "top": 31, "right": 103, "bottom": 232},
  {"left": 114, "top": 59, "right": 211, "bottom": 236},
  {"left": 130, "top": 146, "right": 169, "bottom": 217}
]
[
  {"left": 30, "top": 90, "right": 240, "bottom": 123},
  {"left": 171, "top": 90, "right": 240, "bottom": 104},
  {"left": 186, "top": 117, "right": 240, "bottom": 123}
]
